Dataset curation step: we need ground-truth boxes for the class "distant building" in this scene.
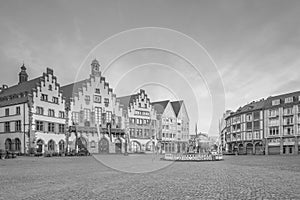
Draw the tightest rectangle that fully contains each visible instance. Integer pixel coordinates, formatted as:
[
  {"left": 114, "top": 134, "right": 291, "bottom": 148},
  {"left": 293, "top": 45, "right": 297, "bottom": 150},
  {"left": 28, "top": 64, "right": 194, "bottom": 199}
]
[
  {"left": 151, "top": 100, "right": 189, "bottom": 153},
  {"left": 0, "top": 65, "right": 67, "bottom": 154},
  {"left": 223, "top": 91, "right": 300, "bottom": 155},
  {"left": 219, "top": 110, "right": 233, "bottom": 152}
]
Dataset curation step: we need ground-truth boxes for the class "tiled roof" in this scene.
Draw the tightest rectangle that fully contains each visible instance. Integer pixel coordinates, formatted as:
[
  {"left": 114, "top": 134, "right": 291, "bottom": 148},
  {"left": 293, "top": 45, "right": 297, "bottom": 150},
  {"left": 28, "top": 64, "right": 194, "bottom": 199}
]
[
  {"left": 61, "top": 79, "right": 86, "bottom": 100},
  {"left": 264, "top": 90, "right": 300, "bottom": 108},
  {"left": 0, "top": 77, "right": 41, "bottom": 98},
  {"left": 151, "top": 100, "right": 170, "bottom": 114},
  {"left": 117, "top": 94, "right": 138, "bottom": 108},
  {"left": 170, "top": 100, "right": 183, "bottom": 117}
]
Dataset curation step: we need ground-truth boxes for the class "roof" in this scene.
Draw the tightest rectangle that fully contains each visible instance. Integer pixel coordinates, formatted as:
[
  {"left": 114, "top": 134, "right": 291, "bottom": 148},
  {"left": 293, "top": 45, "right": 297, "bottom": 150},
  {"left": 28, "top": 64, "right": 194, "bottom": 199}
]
[
  {"left": 117, "top": 94, "right": 139, "bottom": 108},
  {"left": 0, "top": 77, "right": 41, "bottom": 98},
  {"left": 264, "top": 90, "right": 300, "bottom": 108},
  {"left": 170, "top": 100, "right": 183, "bottom": 117},
  {"left": 151, "top": 100, "right": 170, "bottom": 114},
  {"left": 61, "top": 79, "right": 87, "bottom": 100}
]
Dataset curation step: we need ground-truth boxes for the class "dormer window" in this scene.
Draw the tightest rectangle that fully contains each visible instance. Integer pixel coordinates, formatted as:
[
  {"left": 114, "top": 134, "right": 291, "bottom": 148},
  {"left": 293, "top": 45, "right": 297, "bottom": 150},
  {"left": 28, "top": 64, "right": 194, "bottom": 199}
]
[
  {"left": 95, "top": 88, "right": 100, "bottom": 94},
  {"left": 285, "top": 97, "right": 293, "bottom": 104},
  {"left": 272, "top": 99, "right": 280, "bottom": 106}
]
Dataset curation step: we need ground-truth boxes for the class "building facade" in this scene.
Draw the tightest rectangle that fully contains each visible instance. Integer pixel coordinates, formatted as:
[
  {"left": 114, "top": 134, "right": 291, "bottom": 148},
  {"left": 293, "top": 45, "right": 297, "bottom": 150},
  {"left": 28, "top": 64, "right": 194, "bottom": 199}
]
[
  {"left": 264, "top": 92, "right": 300, "bottom": 155},
  {"left": 0, "top": 65, "right": 67, "bottom": 154},
  {"left": 151, "top": 100, "right": 189, "bottom": 153},
  {"left": 61, "top": 59, "right": 126, "bottom": 154},
  {"left": 223, "top": 91, "right": 300, "bottom": 155},
  {"left": 117, "top": 89, "right": 157, "bottom": 153},
  {"left": 225, "top": 100, "right": 265, "bottom": 155},
  {"left": 219, "top": 110, "right": 232, "bottom": 152}
]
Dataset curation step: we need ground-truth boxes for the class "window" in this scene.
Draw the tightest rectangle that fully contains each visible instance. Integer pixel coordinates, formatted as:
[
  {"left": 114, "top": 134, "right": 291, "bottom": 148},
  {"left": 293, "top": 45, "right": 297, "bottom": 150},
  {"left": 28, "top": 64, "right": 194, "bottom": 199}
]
[
  {"left": 48, "top": 140, "right": 55, "bottom": 151},
  {"left": 95, "top": 107, "right": 102, "bottom": 124},
  {"left": 284, "top": 127, "right": 294, "bottom": 135},
  {"left": 48, "top": 109, "right": 55, "bottom": 117},
  {"left": 48, "top": 85, "right": 52, "bottom": 91},
  {"left": 15, "top": 138, "right": 21, "bottom": 151},
  {"left": 4, "top": 122, "right": 10, "bottom": 132},
  {"left": 272, "top": 99, "right": 280, "bottom": 106},
  {"left": 246, "top": 114, "right": 252, "bottom": 121},
  {"left": 253, "top": 121, "right": 260, "bottom": 130},
  {"left": 284, "top": 117, "right": 293, "bottom": 125},
  {"left": 246, "top": 122, "right": 252, "bottom": 130},
  {"left": 253, "top": 111, "right": 260, "bottom": 120},
  {"left": 53, "top": 97, "right": 59, "bottom": 104},
  {"left": 41, "top": 94, "right": 48, "bottom": 101},
  {"left": 106, "top": 111, "right": 112, "bottom": 122},
  {"left": 36, "top": 106, "right": 44, "bottom": 115},
  {"left": 16, "top": 107, "right": 20, "bottom": 115},
  {"left": 5, "top": 108, "right": 9, "bottom": 116},
  {"left": 269, "top": 109, "right": 279, "bottom": 117},
  {"left": 285, "top": 97, "right": 293, "bottom": 103},
  {"left": 48, "top": 123, "right": 55, "bottom": 132},
  {"left": 72, "top": 112, "right": 79, "bottom": 124},
  {"left": 95, "top": 88, "right": 100, "bottom": 94},
  {"left": 104, "top": 98, "right": 109, "bottom": 107},
  {"left": 15, "top": 121, "right": 21, "bottom": 131},
  {"left": 269, "top": 127, "right": 279, "bottom": 136},
  {"left": 94, "top": 95, "right": 101, "bottom": 103},
  {"left": 90, "top": 141, "right": 96, "bottom": 148},
  {"left": 58, "top": 124, "right": 65, "bottom": 133},
  {"left": 84, "top": 109, "right": 90, "bottom": 121},
  {"left": 36, "top": 121, "right": 44, "bottom": 131},
  {"left": 284, "top": 107, "right": 293, "bottom": 115},
  {"left": 59, "top": 111, "right": 65, "bottom": 118}
]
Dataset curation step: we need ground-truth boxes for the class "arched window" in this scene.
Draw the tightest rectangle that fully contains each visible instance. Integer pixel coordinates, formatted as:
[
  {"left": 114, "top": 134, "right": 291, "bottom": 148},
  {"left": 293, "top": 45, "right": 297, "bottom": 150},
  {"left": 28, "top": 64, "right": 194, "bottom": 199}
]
[
  {"left": 48, "top": 140, "right": 55, "bottom": 151},
  {"left": 15, "top": 138, "right": 21, "bottom": 151},
  {"left": 5, "top": 138, "right": 12, "bottom": 151},
  {"left": 59, "top": 140, "right": 65, "bottom": 152}
]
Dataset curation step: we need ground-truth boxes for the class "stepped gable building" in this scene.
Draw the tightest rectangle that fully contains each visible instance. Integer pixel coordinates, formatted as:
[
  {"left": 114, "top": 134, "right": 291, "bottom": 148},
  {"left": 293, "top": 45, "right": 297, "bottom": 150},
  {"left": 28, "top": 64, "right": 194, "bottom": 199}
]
[
  {"left": 264, "top": 91, "right": 300, "bottom": 155},
  {"left": 117, "top": 89, "right": 157, "bottom": 153},
  {"left": 61, "top": 59, "right": 125, "bottom": 154},
  {"left": 0, "top": 64, "right": 67, "bottom": 154},
  {"left": 151, "top": 100, "right": 189, "bottom": 153},
  {"left": 225, "top": 99, "right": 265, "bottom": 155}
]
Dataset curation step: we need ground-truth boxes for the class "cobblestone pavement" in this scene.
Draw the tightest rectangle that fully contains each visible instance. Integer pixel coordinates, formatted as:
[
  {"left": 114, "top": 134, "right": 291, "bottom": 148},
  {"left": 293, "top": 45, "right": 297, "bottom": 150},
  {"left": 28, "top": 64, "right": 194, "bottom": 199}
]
[{"left": 0, "top": 155, "right": 299, "bottom": 200}]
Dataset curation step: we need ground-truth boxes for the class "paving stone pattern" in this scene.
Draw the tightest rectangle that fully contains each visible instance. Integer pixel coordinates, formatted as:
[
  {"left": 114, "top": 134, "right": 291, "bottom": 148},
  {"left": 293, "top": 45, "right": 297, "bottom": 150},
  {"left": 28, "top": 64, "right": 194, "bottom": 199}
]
[{"left": 0, "top": 155, "right": 299, "bottom": 200}]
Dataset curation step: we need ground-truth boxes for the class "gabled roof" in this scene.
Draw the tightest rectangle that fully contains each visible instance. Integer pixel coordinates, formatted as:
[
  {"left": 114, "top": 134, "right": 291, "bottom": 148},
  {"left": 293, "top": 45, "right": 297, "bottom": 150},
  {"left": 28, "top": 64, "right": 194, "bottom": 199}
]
[
  {"left": 0, "top": 77, "right": 41, "bottom": 98},
  {"left": 61, "top": 79, "right": 87, "bottom": 100},
  {"left": 170, "top": 100, "right": 183, "bottom": 117},
  {"left": 117, "top": 94, "right": 139, "bottom": 108},
  {"left": 151, "top": 100, "right": 170, "bottom": 115}
]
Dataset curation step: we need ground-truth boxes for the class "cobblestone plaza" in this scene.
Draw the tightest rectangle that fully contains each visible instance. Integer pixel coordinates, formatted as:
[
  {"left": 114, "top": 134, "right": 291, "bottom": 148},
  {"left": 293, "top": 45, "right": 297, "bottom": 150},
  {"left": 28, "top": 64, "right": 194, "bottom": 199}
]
[{"left": 1, "top": 155, "right": 299, "bottom": 199}]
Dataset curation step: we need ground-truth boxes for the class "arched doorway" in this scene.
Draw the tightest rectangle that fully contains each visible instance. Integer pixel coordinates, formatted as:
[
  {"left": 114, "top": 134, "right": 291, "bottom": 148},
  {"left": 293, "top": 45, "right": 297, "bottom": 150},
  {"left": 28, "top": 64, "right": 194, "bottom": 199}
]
[
  {"left": 59, "top": 140, "right": 65, "bottom": 153},
  {"left": 15, "top": 138, "right": 21, "bottom": 151},
  {"left": 77, "top": 137, "right": 88, "bottom": 151},
  {"left": 37, "top": 139, "right": 44, "bottom": 153},
  {"left": 115, "top": 139, "right": 122, "bottom": 153},
  {"left": 255, "top": 142, "right": 263, "bottom": 155},
  {"left": 131, "top": 141, "right": 141, "bottom": 153},
  {"left": 238, "top": 144, "right": 243, "bottom": 155},
  {"left": 246, "top": 143, "right": 253, "bottom": 155},
  {"left": 48, "top": 140, "right": 55, "bottom": 151},
  {"left": 146, "top": 141, "right": 154, "bottom": 151},
  {"left": 99, "top": 137, "right": 109, "bottom": 153},
  {"left": 5, "top": 138, "right": 12, "bottom": 151}
]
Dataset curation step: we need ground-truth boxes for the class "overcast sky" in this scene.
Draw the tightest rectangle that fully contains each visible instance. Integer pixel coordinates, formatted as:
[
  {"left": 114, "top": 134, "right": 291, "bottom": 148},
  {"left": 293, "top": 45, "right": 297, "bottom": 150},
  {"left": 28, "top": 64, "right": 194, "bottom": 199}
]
[{"left": 0, "top": 0, "right": 300, "bottom": 136}]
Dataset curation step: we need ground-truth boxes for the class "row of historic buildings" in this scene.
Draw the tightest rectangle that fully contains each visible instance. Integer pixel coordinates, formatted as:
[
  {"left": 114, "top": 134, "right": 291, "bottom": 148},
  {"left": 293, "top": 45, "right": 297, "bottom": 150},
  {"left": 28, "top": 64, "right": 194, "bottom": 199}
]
[
  {"left": 0, "top": 60, "right": 189, "bottom": 154},
  {"left": 220, "top": 91, "right": 300, "bottom": 155}
]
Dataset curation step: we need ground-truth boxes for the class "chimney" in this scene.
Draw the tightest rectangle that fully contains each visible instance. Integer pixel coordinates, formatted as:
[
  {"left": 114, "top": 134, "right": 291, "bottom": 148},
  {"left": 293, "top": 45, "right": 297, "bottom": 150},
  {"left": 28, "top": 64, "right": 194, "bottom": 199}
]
[{"left": 19, "top": 63, "right": 28, "bottom": 84}]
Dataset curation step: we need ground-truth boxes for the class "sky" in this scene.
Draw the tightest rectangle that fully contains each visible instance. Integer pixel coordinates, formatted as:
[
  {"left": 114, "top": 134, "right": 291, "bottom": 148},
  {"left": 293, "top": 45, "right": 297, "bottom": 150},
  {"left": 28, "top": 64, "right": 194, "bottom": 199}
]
[{"left": 0, "top": 0, "right": 300, "bottom": 136}]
